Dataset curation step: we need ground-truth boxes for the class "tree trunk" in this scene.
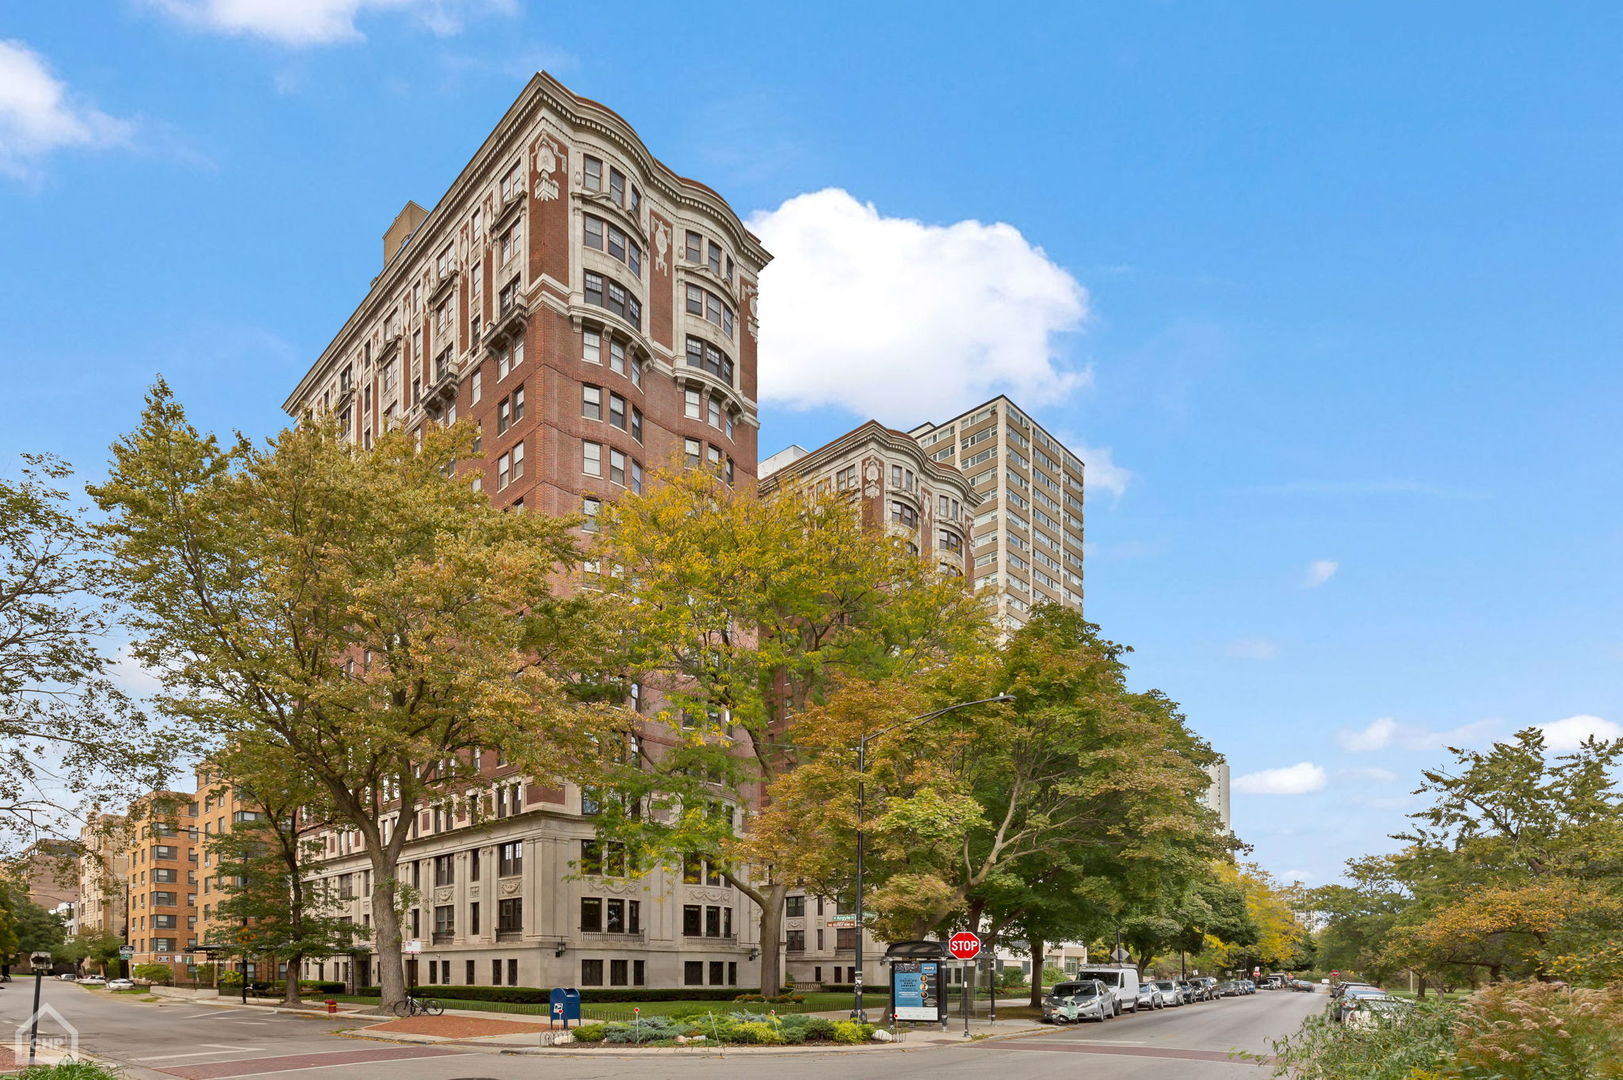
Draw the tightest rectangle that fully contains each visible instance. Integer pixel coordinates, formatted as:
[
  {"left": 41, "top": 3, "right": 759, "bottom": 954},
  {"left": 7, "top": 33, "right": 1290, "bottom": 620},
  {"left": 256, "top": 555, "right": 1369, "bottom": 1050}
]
[
  {"left": 754, "top": 882, "right": 789, "bottom": 994},
  {"left": 1027, "top": 935, "right": 1045, "bottom": 1009},
  {"left": 370, "top": 852, "right": 406, "bottom": 1013},
  {"left": 283, "top": 952, "right": 303, "bottom": 1006}
]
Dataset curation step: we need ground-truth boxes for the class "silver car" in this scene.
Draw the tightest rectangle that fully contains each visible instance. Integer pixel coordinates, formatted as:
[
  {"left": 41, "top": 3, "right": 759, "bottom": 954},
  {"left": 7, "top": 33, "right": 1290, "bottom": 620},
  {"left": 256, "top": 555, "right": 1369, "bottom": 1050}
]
[
  {"left": 1152, "top": 979, "right": 1187, "bottom": 1005},
  {"left": 1137, "top": 983, "right": 1165, "bottom": 1010},
  {"left": 1043, "top": 979, "right": 1114, "bottom": 1023}
]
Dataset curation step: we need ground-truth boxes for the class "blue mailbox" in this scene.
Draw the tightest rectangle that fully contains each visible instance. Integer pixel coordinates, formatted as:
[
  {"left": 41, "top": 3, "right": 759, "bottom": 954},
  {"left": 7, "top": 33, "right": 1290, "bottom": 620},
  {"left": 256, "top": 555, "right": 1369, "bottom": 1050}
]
[{"left": 549, "top": 987, "right": 581, "bottom": 1028}]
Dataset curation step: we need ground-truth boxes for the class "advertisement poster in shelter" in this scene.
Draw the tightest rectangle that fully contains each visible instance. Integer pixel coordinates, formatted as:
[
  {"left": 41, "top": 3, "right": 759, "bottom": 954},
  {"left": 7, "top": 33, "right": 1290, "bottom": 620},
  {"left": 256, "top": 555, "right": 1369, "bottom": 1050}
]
[{"left": 891, "top": 960, "right": 942, "bottom": 1021}]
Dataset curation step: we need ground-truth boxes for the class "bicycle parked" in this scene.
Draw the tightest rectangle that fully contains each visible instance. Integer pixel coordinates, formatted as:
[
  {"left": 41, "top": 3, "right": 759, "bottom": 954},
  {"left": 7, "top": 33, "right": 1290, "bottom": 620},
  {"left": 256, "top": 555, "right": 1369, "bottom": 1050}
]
[{"left": 391, "top": 992, "right": 444, "bottom": 1017}]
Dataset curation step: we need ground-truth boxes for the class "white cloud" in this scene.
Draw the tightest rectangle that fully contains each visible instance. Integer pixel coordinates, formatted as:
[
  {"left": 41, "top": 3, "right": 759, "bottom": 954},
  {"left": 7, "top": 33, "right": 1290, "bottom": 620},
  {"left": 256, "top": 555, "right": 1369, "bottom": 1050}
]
[
  {"left": 1341, "top": 766, "right": 1399, "bottom": 783},
  {"left": 1234, "top": 762, "right": 1328, "bottom": 796},
  {"left": 748, "top": 189, "right": 1090, "bottom": 421},
  {"left": 1226, "top": 637, "right": 1279, "bottom": 660},
  {"left": 0, "top": 40, "right": 133, "bottom": 178},
  {"left": 1303, "top": 559, "right": 1339, "bottom": 588},
  {"left": 1539, "top": 714, "right": 1623, "bottom": 751},
  {"left": 1338, "top": 716, "right": 1397, "bottom": 752},
  {"left": 145, "top": 0, "right": 516, "bottom": 46},
  {"left": 1053, "top": 433, "right": 1130, "bottom": 497},
  {"left": 1279, "top": 869, "right": 1314, "bottom": 884}
]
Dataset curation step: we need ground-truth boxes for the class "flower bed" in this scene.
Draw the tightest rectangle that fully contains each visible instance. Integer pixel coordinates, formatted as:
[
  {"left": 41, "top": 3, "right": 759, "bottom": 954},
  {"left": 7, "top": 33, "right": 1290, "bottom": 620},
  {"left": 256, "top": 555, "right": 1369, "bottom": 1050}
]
[{"left": 565, "top": 1011, "right": 883, "bottom": 1047}]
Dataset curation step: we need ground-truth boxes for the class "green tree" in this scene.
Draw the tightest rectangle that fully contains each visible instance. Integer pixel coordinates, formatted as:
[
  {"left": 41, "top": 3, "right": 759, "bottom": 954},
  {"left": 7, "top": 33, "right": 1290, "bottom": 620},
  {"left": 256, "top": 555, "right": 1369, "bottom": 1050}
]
[
  {"left": 761, "top": 605, "right": 1227, "bottom": 982},
  {"left": 1382, "top": 728, "right": 1623, "bottom": 983},
  {"left": 54, "top": 931, "right": 124, "bottom": 975},
  {"left": 0, "top": 882, "right": 66, "bottom": 963},
  {"left": 590, "top": 467, "right": 991, "bottom": 994},
  {"left": 91, "top": 384, "right": 617, "bottom": 1012},
  {"left": 0, "top": 455, "right": 165, "bottom": 849},
  {"left": 203, "top": 746, "right": 365, "bottom": 1005}
]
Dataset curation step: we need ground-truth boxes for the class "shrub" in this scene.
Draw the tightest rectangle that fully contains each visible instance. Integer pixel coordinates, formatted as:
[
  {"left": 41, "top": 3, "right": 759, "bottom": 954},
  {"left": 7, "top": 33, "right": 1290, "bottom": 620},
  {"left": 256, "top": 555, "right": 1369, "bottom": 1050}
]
[
  {"left": 341, "top": 985, "right": 764, "bottom": 1005},
  {"left": 832, "top": 1020, "right": 875, "bottom": 1044},
  {"left": 570, "top": 1023, "right": 609, "bottom": 1044},
  {"left": 728, "top": 1021, "right": 784, "bottom": 1045},
  {"left": 1271, "top": 1001, "right": 1458, "bottom": 1080},
  {"left": 766, "top": 993, "right": 804, "bottom": 1003},
  {"left": 1449, "top": 981, "right": 1623, "bottom": 1080},
  {"left": 11, "top": 1063, "right": 128, "bottom": 1079},
  {"left": 734, "top": 993, "right": 767, "bottom": 1002},
  {"left": 131, "top": 964, "right": 173, "bottom": 985},
  {"left": 604, "top": 1016, "right": 685, "bottom": 1044},
  {"left": 800, "top": 1016, "right": 836, "bottom": 1041}
]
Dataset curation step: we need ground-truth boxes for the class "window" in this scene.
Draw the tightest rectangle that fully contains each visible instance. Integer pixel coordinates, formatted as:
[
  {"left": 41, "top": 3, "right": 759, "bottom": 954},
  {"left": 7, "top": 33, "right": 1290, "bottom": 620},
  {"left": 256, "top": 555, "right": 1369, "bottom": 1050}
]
[
  {"left": 786, "top": 895, "right": 805, "bottom": 917},
  {"left": 582, "top": 496, "right": 601, "bottom": 532},
  {"left": 708, "top": 398, "right": 721, "bottom": 428},
  {"left": 610, "top": 959, "right": 629, "bottom": 986},
  {"left": 153, "top": 868, "right": 177, "bottom": 883},
  {"left": 497, "top": 897, "right": 523, "bottom": 933},
  {"left": 608, "top": 167, "right": 625, "bottom": 205},
  {"left": 707, "top": 240, "right": 722, "bottom": 276},
  {"left": 498, "top": 841, "right": 523, "bottom": 877},
  {"left": 583, "top": 329, "right": 601, "bottom": 365},
  {"left": 491, "top": 959, "right": 503, "bottom": 985},
  {"left": 433, "top": 905, "right": 454, "bottom": 937},
  {"left": 608, "top": 393, "right": 626, "bottom": 430},
  {"left": 580, "top": 959, "right": 604, "bottom": 986},
  {"left": 685, "top": 388, "right": 701, "bottom": 419},
  {"left": 685, "top": 285, "right": 734, "bottom": 337},
  {"left": 630, "top": 407, "right": 642, "bottom": 443},
  {"left": 710, "top": 960, "right": 725, "bottom": 986},
  {"left": 497, "top": 387, "right": 524, "bottom": 433},
  {"left": 609, "top": 338, "right": 626, "bottom": 375},
  {"left": 496, "top": 442, "right": 523, "bottom": 489},
  {"left": 583, "top": 441, "right": 602, "bottom": 476},
  {"left": 630, "top": 460, "right": 643, "bottom": 493},
  {"left": 583, "top": 214, "right": 642, "bottom": 274},
  {"left": 583, "top": 272, "right": 641, "bottom": 327},
  {"left": 580, "top": 897, "right": 602, "bottom": 933},
  {"left": 433, "top": 855, "right": 455, "bottom": 886},
  {"left": 496, "top": 334, "right": 523, "bottom": 379},
  {"left": 609, "top": 449, "right": 626, "bottom": 485},
  {"left": 891, "top": 501, "right": 918, "bottom": 528},
  {"left": 154, "top": 845, "right": 177, "bottom": 860},
  {"left": 153, "top": 914, "right": 176, "bottom": 929},
  {"left": 837, "top": 927, "right": 858, "bottom": 950},
  {"left": 684, "top": 960, "right": 704, "bottom": 986},
  {"left": 508, "top": 958, "right": 518, "bottom": 985},
  {"left": 469, "top": 902, "right": 480, "bottom": 935},
  {"left": 684, "top": 337, "right": 735, "bottom": 384},
  {"left": 579, "top": 838, "right": 627, "bottom": 876},
  {"left": 466, "top": 959, "right": 476, "bottom": 984},
  {"left": 683, "top": 904, "right": 702, "bottom": 936},
  {"left": 684, "top": 439, "right": 701, "bottom": 467},
  {"left": 684, "top": 230, "right": 702, "bottom": 262},
  {"left": 583, "top": 155, "right": 602, "bottom": 192},
  {"left": 582, "top": 385, "right": 602, "bottom": 420},
  {"left": 938, "top": 529, "right": 962, "bottom": 552},
  {"left": 786, "top": 929, "right": 805, "bottom": 951}
]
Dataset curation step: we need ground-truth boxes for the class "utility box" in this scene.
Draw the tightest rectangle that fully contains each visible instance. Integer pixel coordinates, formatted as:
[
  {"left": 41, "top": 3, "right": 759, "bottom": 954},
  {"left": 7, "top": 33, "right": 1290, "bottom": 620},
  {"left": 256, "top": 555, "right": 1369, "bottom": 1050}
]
[{"left": 549, "top": 987, "right": 581, "bottom": 1028}]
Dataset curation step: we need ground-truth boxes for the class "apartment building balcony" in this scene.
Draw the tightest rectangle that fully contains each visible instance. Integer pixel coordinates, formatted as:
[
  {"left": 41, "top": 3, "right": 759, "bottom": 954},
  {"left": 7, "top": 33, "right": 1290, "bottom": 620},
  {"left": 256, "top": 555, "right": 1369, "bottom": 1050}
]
[
  {"left": 485, "top": 293, "right": 529, "bottom": 346},
  {"left": 577, "top": 930, "right": 646, "bottom": 946},
  {"left": 431, "top": 932, "right": 454, "bottom": 945},
  {"left": 423, "top": 353, "right": 459, "bottom": 416},
  {"left": 496, "top": 929, "right": 523, "bottom": 943}
]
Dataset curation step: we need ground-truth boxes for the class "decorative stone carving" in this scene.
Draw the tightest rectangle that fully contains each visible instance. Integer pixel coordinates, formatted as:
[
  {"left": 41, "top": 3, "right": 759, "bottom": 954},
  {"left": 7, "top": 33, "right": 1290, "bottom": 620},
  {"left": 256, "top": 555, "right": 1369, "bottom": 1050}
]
[
  {"left": 687, "top": 887, "right": 733, "bottom": 903},
  {"left": 741, "top": 281, "right": 760, "bottom": 338},
  {"left": 533, "top": 138, "right": 561, "bottom": 201},
  {"left": 468, "top": 885, "right": 480, "bottom": 899},
  {"left": 499, "top": 878, "right": 521, "bottom": 896},
  {"left": 434, "top": 887, "right": 453, "bottom": 904},
  {"left": 588, "top": 878, "right": 643, "bottom": 897},
  {"left": 653, "top": 220, "right": 671, "bottom": 273}
]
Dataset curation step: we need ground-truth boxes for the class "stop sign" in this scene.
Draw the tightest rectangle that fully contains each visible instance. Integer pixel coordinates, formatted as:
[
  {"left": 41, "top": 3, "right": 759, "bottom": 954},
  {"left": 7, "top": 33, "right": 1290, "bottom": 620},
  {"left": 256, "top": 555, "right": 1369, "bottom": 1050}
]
[{"left": 948, "top": 932, "right": 982, "bottom": 960}]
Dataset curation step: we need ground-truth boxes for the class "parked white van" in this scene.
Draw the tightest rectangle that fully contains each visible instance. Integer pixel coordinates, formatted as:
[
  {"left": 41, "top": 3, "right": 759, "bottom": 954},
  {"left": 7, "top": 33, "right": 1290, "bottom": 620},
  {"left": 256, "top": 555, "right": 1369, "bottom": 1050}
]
[{"left": 1076, "top": 965, "right": 1142, "bottom": 1014}]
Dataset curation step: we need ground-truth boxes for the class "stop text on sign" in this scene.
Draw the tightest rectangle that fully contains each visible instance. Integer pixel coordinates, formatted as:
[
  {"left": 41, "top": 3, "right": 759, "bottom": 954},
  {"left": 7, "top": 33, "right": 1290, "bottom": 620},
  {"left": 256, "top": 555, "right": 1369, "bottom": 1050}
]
[{"left": 948, "top": 932, "right": 982, "bottom": 960}]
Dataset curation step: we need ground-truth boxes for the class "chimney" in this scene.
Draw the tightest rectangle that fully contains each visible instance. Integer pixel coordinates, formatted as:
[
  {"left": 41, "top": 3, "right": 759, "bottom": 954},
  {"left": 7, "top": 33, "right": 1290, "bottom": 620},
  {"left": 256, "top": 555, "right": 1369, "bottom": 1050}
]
[{"left": 382, "top": 201, "right": 430, "bottom": 269}]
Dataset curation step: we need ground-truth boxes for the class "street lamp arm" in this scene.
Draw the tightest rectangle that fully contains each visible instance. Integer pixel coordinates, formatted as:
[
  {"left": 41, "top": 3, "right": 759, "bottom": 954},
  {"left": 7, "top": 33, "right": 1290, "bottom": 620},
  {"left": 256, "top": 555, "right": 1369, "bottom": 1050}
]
[{"left": 858, "top": 693, "right": 1015, "bottom": 749}]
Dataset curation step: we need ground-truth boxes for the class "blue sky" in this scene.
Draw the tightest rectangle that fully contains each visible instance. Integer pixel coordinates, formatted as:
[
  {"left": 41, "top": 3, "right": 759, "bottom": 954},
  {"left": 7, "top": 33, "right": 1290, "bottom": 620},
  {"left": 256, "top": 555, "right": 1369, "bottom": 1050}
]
[{"left": 3, "top": 1, "right": 1621, "bottom": 888}]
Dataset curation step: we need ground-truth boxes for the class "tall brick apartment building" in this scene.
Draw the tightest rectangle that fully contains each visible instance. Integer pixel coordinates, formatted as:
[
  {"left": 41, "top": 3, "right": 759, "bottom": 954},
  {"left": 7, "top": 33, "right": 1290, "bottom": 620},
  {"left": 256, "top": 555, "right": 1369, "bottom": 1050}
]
[{"left": 280, "top": 73, "right": 771, "bottom": 992}]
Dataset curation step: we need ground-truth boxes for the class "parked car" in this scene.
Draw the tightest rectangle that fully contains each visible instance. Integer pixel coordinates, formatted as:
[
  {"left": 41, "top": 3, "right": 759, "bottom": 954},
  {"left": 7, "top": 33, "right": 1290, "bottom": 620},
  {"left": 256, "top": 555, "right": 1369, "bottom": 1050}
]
[
  {"left": 1332, "top": 985, "right": 1391, "bottom": 1022},
  {"left": 1151, "top": 979, "right": 1186, "bottom": 1005},
  {"left": 1043, "top": 979, "right": 1114, "bottom": 1023},
  {"left": 1343, "top": 995, "right": 1414, "bottom": 1030},
  {"left": 79, "top": 975, "right": 106, "bottom": 986},
  {"left": 1290, "top": 979, "right": 1316, "bottom": 992},
  {"left": 1136, "top": 983, "right": 1165, "bottom": 1010},
  {"left": 1197, "top": 977, "right": 1221, "bottom": 999},
  {"left": 1076, "top": 965, "right": 1142, "bottom": 1014},
  {"left": 1179, "top": 979, "right": 1210, "bottom": 1002},
  {"left": 106, "top": 978, "right": 136, "bottom": 991}
]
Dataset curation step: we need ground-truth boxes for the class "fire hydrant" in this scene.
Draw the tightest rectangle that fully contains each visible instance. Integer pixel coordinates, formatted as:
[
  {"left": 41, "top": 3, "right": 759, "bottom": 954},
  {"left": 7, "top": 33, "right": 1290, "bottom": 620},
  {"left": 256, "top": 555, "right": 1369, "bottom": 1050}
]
[{"left": 325, "top": 999, "right": 337, "bottom": 1015}]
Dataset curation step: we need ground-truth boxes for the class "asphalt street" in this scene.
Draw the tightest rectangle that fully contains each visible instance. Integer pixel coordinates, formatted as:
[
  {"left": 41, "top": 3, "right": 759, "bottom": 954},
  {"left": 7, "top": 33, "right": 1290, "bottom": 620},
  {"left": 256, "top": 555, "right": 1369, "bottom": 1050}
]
[{"left": 0, "top": 979, "right": 1326, "bottom": 1079}]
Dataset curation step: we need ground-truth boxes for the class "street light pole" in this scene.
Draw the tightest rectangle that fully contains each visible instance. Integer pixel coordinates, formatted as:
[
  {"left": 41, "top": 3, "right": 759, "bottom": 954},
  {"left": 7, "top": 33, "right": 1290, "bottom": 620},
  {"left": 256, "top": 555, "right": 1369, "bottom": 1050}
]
[{"left": 850, "top": 693, "right": 1015, "bottom": 1021}]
